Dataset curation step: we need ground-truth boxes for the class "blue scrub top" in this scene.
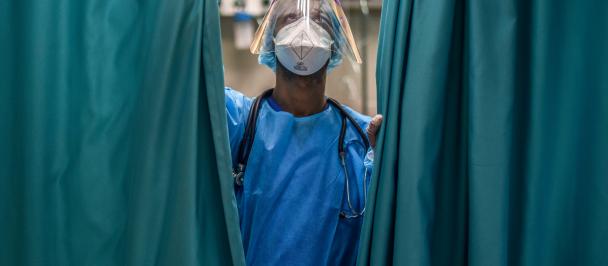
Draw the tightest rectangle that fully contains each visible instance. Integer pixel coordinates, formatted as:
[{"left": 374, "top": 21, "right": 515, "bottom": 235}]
[{"left": 225, "top": 88, "right": 373, "bottom": 266}]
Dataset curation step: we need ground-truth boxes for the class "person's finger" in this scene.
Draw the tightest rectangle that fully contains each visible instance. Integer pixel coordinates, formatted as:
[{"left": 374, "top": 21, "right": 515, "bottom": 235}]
[
  {"left": 367, "top": 115, "right": 383, "bottom": 133},
  {"left": 366, "top": 115, "right": 383, "bottom": 148}
]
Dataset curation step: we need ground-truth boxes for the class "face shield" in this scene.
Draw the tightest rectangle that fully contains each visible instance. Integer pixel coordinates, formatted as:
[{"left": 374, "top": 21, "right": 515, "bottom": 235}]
[{"left": 251, "top": 0, "right": 362, "bottom": 75}]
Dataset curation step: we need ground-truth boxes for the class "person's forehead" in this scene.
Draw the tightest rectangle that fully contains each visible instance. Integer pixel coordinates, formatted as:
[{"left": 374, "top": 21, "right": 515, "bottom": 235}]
[
  {"left": 278, "top": 0, "right": 325, "bottom": 13},
  {"left": 272, "top": 0, "right": 334, "bottom": 33},
  {"left": 279, "top": 0, "right": 324, "bottom": 6}
]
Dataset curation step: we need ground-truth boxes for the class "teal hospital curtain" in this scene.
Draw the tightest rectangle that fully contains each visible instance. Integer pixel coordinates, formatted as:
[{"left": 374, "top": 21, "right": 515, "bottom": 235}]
[
  {"left": 0, "top": 0, "right": 244, "bottom": 265},
  {"left": 359, "top": 0, "right": 608, "bottom": 265}
]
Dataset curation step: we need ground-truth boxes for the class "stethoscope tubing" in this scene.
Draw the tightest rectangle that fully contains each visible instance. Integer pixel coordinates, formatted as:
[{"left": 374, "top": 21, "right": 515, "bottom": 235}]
[{"left": 233, "top": 89, "right": 370, "bottom": 219}]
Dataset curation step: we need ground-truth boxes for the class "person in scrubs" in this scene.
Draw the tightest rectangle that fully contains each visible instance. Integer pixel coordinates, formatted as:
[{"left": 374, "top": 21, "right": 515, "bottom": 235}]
[{"left": 225, "top": 0, "right": 382, "bottom": 265}]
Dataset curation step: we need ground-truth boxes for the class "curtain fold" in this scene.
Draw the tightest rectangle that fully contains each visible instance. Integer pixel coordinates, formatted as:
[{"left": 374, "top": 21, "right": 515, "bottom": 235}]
[
  {"left": 0, "top": 0, "right": 244, "bottom": 265},
  {"left": 359, "top": 0, "right": 608, "bottom": 265}
]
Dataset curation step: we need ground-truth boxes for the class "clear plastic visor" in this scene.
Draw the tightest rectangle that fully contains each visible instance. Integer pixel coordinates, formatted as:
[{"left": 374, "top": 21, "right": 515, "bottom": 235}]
[{"left": 250, "top": 0, "right": 362, "bottom": 64}]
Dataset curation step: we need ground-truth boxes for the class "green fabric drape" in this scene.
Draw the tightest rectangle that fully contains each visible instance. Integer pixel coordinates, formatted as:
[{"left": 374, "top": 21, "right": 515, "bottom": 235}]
[
  {"left": 0, "top": 0, "right": 244, "bottom": 265},
  {"left": 359, "top": 0, "right": 608, "bottom": 265}
]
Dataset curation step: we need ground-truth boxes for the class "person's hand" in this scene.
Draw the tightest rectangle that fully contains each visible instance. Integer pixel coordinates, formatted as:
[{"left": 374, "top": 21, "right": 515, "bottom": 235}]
[{"left": 366, "top": 115, "right": 383, "bottom": 149}]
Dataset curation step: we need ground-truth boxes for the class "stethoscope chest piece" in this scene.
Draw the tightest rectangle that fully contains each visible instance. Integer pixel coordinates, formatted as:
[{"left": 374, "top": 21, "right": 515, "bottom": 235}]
[{"left": 233, "top": 163, "right": 245, "bottom": 186}]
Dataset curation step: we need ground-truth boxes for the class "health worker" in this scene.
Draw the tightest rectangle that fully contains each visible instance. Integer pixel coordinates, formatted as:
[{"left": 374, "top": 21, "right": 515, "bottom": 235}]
[{"left": 224, "top": 0, "right": 383, "bottom": 265}]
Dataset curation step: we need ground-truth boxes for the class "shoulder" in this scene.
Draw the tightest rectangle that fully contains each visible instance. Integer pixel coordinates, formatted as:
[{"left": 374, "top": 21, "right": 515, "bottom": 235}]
[
  {"left": 225, "top": 87, "right": 257, "bottom": 125},
  {"left": 225, "top": 87, "right": 254, "bottom": 112},
  {"left": 224, "top": 88, "right": 255, "bottom": 160},
  {"left": 341, "top": 104, "right": 371, "bottom": 132},
  {"left": 335, "top": 103, "right": 371, "bottom": 152}
]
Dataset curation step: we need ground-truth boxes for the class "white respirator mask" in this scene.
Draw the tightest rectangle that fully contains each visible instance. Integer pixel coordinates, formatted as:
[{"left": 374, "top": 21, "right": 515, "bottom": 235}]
[{"left": 274, "top": 17, "right": 333, "bottom": 76}]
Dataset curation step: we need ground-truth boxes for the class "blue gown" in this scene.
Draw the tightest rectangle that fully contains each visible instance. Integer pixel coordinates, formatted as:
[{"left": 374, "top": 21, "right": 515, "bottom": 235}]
[{"left": 225, "top": 88, "right": 373, "bottom": 266}]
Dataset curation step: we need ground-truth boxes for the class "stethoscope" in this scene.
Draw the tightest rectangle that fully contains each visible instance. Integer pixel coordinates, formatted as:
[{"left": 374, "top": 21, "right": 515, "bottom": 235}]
[{"left": 232, "top": 89, "right": 370, "bottom": 219}]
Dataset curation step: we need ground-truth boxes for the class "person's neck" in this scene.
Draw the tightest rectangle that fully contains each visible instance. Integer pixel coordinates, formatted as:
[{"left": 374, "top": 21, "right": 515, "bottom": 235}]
[{"left": 273, "top": 65, "right": 327, "bottom": 117}]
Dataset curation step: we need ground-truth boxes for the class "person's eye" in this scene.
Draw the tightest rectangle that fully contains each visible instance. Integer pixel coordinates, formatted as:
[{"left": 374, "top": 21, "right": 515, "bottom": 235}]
[{"left": 285, "top": 14, "right": 299, "bottom": 23}]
